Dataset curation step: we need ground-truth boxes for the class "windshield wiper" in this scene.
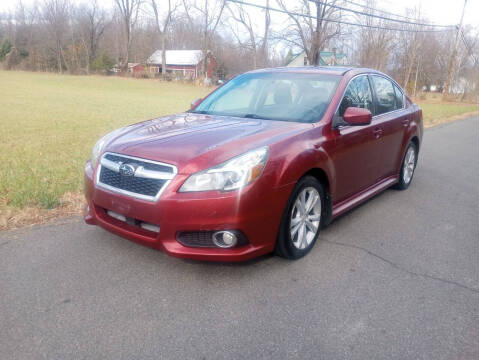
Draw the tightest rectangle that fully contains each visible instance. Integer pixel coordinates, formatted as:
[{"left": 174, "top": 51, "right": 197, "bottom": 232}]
[
  {"left": 190, "top": 110, "right": 210, "bottom": 114},
  {"left": 242, "top": 114, "right": 273, "bottom": 120}
]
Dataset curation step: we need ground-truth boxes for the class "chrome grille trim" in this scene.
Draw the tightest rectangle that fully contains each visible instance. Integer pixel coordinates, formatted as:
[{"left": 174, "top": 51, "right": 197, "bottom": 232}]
[
  {"left": 101, "top": 157, "right": 121, "bottom": 172},
  {"left": 95, "top": 152, "right": 177, "bottom": 202},
  {"left": 134, "top": 166, "right": 175, "bottom": 180}
]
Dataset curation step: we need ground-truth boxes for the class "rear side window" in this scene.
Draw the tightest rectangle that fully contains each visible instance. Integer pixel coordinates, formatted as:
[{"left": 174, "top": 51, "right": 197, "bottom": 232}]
[
  {"left": 371, "top": 76, "right": 396, "bottom": 115},
  {"left": 393, "top": 84, "right": 404, "bottom": 109},
  {"left": 338, "top": 75, "right": 374, "bottom": 117}
]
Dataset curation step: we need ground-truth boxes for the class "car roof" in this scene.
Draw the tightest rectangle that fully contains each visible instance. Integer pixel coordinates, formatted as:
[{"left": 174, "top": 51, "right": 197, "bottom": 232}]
[{"left": 247, "top": 66, "right": 380, "bottom": 77}]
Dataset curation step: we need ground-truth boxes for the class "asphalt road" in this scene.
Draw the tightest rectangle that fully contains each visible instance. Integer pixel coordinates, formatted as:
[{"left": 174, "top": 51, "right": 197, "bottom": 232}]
[{"left": 1, "top": 117, "right": 479, "bottom": 360}]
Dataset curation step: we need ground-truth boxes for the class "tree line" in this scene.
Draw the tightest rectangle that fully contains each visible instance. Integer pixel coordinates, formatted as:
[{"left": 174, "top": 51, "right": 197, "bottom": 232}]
[{"left": 0, "top": 0, "right": 477, "bottom": 97}]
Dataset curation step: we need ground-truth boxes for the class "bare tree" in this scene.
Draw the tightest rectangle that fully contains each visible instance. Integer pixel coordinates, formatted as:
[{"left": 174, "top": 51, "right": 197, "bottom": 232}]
[
  {"left": 41, "top": 0, "right": 70, "bottom": 73},
  {"left": 1, "top": 0, "right": 477, "bottom": 99},
  {"left": 151, "top": 0, "right": 176, "bottom": 79},
  {"left": 394, "top": 7, "right": 426, "bottom": 91},
  {"left": 355, "top": 0, "right": 394, "bottom": 72},
  {"left": 78, "top": 0, "right": 108, "bottom": 74},
  {"left": 114, "top": 0, "right": 141, "bottom": 72},
  {"left": 12, "top": 1, "right": 40, "bottom": 70},
  {"left": 182, "top": 0, "right": 225, "bottom": 79},
  {"left": 226, "top": 0, "right": 270, "bottom": 69},
  {"left": 276, "top": 0, "right": 341, "bottom": 65}
]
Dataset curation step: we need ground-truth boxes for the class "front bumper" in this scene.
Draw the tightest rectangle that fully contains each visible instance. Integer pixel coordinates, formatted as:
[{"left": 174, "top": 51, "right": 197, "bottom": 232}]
[{"left": 84, "top": 161, "right": 292, "bottom": 262}]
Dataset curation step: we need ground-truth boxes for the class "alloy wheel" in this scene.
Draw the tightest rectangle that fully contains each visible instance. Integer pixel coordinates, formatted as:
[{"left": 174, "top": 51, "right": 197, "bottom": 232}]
[
  {"left": 403, "top": 146, "right": 416, "bottom": 184},
  {"left": 290, "top": 187, "right": 321, "bottom": 250}
]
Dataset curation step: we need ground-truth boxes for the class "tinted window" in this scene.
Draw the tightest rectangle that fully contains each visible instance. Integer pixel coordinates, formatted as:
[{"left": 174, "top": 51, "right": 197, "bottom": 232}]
[
  {"left": 338, "top": 75, "right": 373, "bottom": 117},
  {"left": 371, "top": 76, "right": 396, "bottom": 115},
  {"left": 393, "top": 84, "right": 404, "bottom": 109}
]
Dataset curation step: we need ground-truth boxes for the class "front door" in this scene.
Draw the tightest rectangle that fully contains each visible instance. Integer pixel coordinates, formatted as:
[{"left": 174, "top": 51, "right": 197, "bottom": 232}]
[{"left": 329, "top": 75, "right": 383, "bottom": 203}]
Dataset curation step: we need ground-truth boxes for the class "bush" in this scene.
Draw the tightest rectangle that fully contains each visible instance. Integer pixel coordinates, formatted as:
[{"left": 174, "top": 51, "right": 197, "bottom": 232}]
[
  {"left": 0, "top": 39, "right": 12, "bottom": 62},
  {"left": 92, "top": 53, "right": 114, "bottom": 73}
]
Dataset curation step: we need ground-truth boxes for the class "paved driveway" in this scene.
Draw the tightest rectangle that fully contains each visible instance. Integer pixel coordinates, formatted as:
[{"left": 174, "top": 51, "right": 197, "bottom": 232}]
[{"left": 1, "top": 117, "right": 478, "bottom": 360}]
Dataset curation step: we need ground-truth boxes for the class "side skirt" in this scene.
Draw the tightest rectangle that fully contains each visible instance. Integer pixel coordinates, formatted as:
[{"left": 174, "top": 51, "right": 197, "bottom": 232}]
[{"left": 331, "top": 176, "right": 398, "bottom": 220}]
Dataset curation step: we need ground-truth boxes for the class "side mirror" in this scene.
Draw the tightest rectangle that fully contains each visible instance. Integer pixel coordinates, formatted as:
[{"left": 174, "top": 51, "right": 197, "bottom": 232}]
[
  {"left": 190, "top": 98, "right": 202, "bottom": 110},
  {"left": 343, "top": 107, "right": 372, "bottom": 126}
]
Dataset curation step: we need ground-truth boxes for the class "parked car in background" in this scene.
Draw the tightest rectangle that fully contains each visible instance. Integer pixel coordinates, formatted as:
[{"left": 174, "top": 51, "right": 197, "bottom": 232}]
[{"left": 84, "top": 66, "right": 423, "bottom": 261}]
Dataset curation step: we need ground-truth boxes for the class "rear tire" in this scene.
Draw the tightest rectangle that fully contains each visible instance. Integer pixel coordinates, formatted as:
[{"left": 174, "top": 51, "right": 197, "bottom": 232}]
[
  {"left": 275, "top": 176, "right": 326, "bottom": 260},
  {"left": 394, "top": 142, "right": 417, "bottom": 190}
]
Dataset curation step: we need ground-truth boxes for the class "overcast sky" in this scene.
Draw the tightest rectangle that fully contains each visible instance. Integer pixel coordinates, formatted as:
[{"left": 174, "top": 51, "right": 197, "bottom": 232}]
[{"left": 0, "top": 0, "right": 477, "bottom": 29}]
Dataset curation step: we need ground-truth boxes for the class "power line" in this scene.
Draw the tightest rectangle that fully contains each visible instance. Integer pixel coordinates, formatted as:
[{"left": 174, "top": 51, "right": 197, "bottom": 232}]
[
  {"left": 226, "top": 0, "right": 453, "bottom": 33},
  {"left": 310, "top": 0, "right": 455, "bottom": 29},
  {"left": 342, "top": 0, "right": 425, "bottom": 22}
]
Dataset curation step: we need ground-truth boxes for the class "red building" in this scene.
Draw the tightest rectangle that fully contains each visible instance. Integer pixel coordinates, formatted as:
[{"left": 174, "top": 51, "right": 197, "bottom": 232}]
[
  {"left": 146, "top": 50, "right": 217, "bottom": 80},
  {"left": 128, "top": 63, "right": 145, "bottom": 74}
]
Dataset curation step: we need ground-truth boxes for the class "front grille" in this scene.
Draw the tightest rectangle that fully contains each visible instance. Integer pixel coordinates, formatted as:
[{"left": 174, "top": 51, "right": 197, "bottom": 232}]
[
  {"left": 99, "top": 167, "right": 166, "bottom": 197},
  {"left": 96, "top": 152, "right": 176, "bottom": 201}
]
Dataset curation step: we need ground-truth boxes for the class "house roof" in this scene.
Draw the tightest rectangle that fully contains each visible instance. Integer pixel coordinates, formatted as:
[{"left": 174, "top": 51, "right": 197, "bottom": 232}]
[{"left": 147, "top": 50, "right": 203, "bottom": 66}]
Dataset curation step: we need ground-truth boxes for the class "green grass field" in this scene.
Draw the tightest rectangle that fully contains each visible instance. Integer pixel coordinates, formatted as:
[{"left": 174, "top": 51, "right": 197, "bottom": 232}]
[
  {"left": 1, "top": 70, "right": 478, "bottom": 211},
  {"left": 0, "top": 71, "right": 210, "bottom": 209}
]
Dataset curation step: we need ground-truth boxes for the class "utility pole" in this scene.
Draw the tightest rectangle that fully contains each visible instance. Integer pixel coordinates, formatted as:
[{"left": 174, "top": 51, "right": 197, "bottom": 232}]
[
  {"left": 442, "top": 0, "right": 467, "bottom": 101},
  {"left": 413, "top": 57, "right": 420, "bottom": 98}
]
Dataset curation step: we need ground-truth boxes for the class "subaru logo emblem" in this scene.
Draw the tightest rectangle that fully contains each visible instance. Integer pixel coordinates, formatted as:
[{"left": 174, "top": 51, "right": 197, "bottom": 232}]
[{"left": 119, "top": 163, "right": 136, "bottom": 177}]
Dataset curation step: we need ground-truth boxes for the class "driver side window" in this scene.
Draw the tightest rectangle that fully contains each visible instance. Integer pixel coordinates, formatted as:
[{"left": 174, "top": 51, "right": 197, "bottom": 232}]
[{"left": 338, "top": 76, "right": 373, "bottom": 117}]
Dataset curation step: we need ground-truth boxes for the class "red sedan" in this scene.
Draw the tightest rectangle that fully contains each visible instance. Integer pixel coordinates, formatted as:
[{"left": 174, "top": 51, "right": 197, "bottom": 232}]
[{"left": 84, "top": 66, "right": 423, "bottom": 261}]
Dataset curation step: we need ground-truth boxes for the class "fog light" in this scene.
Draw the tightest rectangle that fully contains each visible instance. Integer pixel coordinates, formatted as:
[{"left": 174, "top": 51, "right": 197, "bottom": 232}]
[
  {"left": 212, "top": 231, "right": 238, "bottom": 248},
  {"left": 140, "top": 222, "right": 160, "bottom": 233},
  {"left": 107, "top": 210, "right": 126, "bottom": 222}
]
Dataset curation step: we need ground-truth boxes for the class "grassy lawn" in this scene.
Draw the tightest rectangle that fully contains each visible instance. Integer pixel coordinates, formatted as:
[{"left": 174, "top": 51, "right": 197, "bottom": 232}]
[
  {"left": 0, "top": 71, "right": 210, "bottom": 209},
  {"left": 417, "top": 102, "right": 479, "bottom": 124},
  {"left": 1, "top": 70, "right": 478, "bottom": 215}
]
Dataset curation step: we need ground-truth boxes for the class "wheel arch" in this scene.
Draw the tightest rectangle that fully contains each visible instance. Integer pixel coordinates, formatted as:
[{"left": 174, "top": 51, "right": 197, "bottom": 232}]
[
  {"left": 299, "top": 167, "right": 333, "bottom": 226},
  {"left": 410, "top": 135, "right": 420, "bottom": 152}
]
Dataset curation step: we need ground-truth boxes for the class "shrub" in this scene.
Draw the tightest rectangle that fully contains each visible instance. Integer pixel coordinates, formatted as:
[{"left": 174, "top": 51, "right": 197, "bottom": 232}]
[
  {"left": 0, "top": 39, "right": 12, "bottom": 62},
  {"left": 92, "top": 53, "right": 114, "bottom": 73}
]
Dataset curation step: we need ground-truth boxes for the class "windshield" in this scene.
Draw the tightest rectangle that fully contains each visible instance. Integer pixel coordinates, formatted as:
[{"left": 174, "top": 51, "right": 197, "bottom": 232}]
[{"left": 192, "top": 72, "right": 341, "bottom": 123}]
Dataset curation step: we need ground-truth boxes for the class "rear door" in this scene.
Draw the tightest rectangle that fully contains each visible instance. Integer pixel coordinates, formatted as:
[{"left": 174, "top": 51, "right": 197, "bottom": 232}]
[
  {"left": 369, "top": 75, "right": 408, "bottom": 178},
  {"left": 330, "top": 75, "right": 383, "bottom": 203}
]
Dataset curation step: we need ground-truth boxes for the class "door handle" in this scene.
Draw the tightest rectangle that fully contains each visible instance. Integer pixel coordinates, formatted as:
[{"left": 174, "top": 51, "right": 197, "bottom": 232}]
[
  {"left": 401, "top": 118, "right": 409, "bottom": 127},
  {"left": 373, "top": 128, "right": 383, "bottom": 138}
]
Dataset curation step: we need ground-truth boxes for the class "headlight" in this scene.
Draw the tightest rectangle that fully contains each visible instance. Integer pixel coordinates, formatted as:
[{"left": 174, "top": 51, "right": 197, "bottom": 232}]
[
  {"left": 91, "top": 128, "right": 124, "bottom": 168},
  {"left": 179, "top": 146, "right": 269, "bottom": 192}
]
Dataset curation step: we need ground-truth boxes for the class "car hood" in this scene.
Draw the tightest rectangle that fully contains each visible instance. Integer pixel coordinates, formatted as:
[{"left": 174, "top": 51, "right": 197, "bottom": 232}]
[{"left": 105, "top": 113, "right": 307, "bottom": 173}]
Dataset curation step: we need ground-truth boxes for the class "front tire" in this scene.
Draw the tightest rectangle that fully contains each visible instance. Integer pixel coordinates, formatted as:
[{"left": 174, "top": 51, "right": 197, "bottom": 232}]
[
  {"left": 395, "top": 142, "right": 417, "bottom": 190},
  {"left": 275, "top": 176, "right": 325, "bottom": 260}
]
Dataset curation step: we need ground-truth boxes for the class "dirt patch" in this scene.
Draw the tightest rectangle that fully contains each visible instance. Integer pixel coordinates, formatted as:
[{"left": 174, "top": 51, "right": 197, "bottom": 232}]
[{"left": 0, "top": 192, "right": 85, "bottom": 231}]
